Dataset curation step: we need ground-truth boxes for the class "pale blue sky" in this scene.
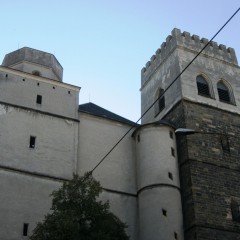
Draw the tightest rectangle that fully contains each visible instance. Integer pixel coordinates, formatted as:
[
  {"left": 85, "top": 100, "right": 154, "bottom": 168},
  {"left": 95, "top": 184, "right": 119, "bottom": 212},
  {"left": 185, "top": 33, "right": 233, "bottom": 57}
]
[{"left": 0, "top": 1, "right": 239, "bottom": 121}]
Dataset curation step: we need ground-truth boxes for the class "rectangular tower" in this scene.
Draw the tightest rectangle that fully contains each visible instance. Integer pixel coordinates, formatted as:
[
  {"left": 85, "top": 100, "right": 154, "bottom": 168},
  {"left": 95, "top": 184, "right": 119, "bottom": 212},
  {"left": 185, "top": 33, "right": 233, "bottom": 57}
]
[{"left": 141, "top": 28, "right": 240, "bottom": 240}]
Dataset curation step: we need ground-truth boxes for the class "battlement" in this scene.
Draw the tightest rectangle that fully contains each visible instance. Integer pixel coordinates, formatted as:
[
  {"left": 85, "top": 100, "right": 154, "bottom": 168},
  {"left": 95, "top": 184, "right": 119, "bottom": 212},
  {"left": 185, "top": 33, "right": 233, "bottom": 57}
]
[{"left": 141, "top": 28, "right": 238, "bottom": 86}]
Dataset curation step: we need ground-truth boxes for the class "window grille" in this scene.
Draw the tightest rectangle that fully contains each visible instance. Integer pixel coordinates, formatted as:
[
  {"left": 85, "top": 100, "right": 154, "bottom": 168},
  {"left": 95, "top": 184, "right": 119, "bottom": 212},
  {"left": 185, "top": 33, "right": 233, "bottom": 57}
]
[
  {"left": 196, "top": 76, "right": 210, "bottom": 97},
  {"left": 217, "top": 82, "right": 230, "bottom": 103}
]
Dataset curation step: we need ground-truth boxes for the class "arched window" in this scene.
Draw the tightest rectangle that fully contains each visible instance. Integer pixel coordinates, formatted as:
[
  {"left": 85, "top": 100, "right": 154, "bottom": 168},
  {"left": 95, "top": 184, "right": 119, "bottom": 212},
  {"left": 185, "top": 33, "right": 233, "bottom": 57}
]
[
  {"left": 217, "top": 81, "right": 231, "bottom": 103},
  {"left": 196, "top": 75, "right": 210, "bottom": 97},
  {"left": 32, "top": 70, "right": 41, "bottom": 76}
]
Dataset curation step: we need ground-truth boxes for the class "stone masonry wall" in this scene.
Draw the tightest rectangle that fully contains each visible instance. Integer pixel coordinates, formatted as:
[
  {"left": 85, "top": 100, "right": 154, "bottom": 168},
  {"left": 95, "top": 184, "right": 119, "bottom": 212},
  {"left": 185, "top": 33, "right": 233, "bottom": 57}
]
[{"left": 164, "top": 100, "right": 240, "bottom": 240}]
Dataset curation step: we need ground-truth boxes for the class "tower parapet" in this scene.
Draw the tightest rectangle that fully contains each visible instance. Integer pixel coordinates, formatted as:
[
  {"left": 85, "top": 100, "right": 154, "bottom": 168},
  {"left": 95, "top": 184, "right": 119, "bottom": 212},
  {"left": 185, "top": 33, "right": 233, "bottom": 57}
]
[{"left": 141, "top": 28, "right": 238, "bottom": 87}]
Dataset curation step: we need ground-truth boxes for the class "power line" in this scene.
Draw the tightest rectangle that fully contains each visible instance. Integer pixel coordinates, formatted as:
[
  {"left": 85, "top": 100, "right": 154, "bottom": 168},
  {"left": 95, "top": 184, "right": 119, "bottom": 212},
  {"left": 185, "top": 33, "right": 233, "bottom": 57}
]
[{"left": 90, "top": 7, "right": 240, "bottom": 175}]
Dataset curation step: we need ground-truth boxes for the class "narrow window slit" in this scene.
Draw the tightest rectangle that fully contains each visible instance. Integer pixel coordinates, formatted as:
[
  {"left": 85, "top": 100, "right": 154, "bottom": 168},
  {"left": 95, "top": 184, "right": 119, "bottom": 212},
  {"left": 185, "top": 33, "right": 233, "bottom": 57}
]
[
  {"left": 29, "top": 136, "right": 36, "bottom": 149},
  {"left": 23, "top": 223, "right": 29, "bottom": 236},
  {"left": 171, "top": 147, "right": 175, "bottom": 157},
  {"left": 36, "top": 95, "right": 42, "bottom": 104},
  {"left": 162, "top": 209, "right": 167, "bottom": 216}
]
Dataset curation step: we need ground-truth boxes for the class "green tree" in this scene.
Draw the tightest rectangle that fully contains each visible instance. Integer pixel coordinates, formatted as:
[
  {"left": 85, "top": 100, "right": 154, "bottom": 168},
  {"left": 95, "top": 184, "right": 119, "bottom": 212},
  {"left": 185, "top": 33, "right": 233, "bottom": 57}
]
[{"left": 30, "top": 172, "right": 129, "bottom": 240}]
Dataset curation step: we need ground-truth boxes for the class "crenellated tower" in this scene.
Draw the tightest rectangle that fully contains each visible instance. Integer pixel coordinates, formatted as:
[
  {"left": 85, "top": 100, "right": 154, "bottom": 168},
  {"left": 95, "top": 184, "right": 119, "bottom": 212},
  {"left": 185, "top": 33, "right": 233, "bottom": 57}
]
[{"left": 141, "top": 28, "right": 240, "bottom": 240}]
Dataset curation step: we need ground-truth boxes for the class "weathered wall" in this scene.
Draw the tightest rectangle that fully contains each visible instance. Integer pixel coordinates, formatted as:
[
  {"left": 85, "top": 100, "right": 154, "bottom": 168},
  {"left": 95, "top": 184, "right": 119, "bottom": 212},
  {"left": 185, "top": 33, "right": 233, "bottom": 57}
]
[
  {"left": 0, "top": 169, "right": 62, "bottom": 240},
  {"left": 0, "top": 67, "right": 79, "bottom": 120},
  {"left": 140, "top": 48, "right": 182, "bottom": 124},
  {"left": 0, "top": 104, "right": 78, "bottom": 179},
  {"left": 134, "top": 124, "right": 183, "bottom": 240},
  {"left": 164, "top": 100, "right": 240, "bottom": 240},
  {"left": 2, "top": 47, "right": 63, "bottom": 81},
  {"left": 78, "top": 112, "right": 137, "bottom": 239},
  {"left": 178, "top": 46, "right": 240, "bottom": 114}
]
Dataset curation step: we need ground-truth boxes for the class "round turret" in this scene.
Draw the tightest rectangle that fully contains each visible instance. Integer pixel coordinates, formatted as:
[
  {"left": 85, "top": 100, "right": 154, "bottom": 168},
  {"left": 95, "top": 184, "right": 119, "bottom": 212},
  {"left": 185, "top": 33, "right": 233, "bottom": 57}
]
[{"left": 133, "top": 122, "right": 184, "bottom": 240}]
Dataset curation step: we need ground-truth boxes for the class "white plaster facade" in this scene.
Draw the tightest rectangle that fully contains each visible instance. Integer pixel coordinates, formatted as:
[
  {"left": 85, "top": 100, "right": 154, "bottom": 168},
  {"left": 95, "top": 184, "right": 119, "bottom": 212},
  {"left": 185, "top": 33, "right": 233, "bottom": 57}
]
[
  {"left": 0, "top": 46, "right": 183, "bottom": 240},
  {"left": 2, "top": 28, "right": 239, "bottom": 240}
]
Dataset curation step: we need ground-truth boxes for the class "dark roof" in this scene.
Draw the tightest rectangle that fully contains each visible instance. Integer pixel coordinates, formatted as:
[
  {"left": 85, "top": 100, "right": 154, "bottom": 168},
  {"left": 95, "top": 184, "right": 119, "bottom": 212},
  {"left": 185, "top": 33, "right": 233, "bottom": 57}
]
[{"left": 79, "top": 102, "right": 138, "bottom": 126}]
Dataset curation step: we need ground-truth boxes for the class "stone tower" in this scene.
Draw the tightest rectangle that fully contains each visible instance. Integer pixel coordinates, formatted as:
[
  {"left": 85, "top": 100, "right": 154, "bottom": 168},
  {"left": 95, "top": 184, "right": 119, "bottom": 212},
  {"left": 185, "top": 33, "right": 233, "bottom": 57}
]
[
  {"left": 0, "top": 47, "right": 80, "bottom": 239},
  {"left": 141, "top": 28, "right": 240, "bottom": 240},
  {"left": 132, "top": 123, "right": 184, "bottom": 240}
]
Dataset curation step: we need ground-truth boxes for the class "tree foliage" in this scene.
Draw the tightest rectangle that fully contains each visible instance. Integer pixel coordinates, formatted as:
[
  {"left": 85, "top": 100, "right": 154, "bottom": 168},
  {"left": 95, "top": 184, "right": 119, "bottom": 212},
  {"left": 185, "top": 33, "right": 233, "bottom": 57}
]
[{"left": 30, "top": 172, "right": 129, "bottom": 240}]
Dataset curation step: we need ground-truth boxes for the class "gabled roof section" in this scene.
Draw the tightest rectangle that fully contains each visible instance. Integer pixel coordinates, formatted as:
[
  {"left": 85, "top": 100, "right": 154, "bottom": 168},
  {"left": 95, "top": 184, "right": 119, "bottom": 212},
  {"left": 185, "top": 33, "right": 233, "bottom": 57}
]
[{"left": 79, "top": 102, "right": 138, "bottom": 126}]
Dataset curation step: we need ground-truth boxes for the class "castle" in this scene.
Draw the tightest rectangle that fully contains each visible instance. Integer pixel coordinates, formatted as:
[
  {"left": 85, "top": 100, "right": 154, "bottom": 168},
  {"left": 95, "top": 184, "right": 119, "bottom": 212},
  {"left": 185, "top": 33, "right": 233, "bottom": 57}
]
[{"left": 0, "top": 28, "right": 240, "bottom": 240}]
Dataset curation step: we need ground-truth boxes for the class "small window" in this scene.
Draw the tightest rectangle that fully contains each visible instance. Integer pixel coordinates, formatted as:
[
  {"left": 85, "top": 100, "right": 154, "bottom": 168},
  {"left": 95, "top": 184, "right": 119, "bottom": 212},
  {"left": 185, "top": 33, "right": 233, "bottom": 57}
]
[
  {"left": 169, "top": 131, "right": 174, "bottom": 139},
  {"left": 196, "top": 75, "right": 210, "bottom": 97},
  {"left": 171, "top": 147, "right": 175, "bottom": 157},
  {"left": 174, "top": 232, "right": 178, "bottom": 239},
  {"left": 29, "top": 136, "right": 36, "bottom": 148},
  {"left": 162, "top": 209, "right": 167, "bottom": 216},
  {"left": 23, "top": 223, "right": 29, "bottom": 236},
  {"left": 231, "top": 199, "right": 240, "bottom": 222},
  {"left": 22, "top": 78, "right": 25, "bottom": 81},
  {"left": 36, "top": 95, "right": 42, "bottom": 104},
  {"left": 68, "top": 91, "right": 71, "bottom": 94},
  {"left": 220, "top": 135, "right": 230, "bottom": 153},
  {"left": 154, "top": 88, "right": 165, "bottom": 116},
  {"left": 168, "top": 172, "right": 173, "bottom": 180},
  {"left": 32, "top": 70, "right": 41, "bottom": 76},
  {"left": 5, "top": 74, "right": 8, "bottom": 78},
  {"left": 217, "top": 82, "right": 230, "bottom": 103},
  {"left": 158, "top": 89, "right": 165, "bottom": 112},
  {"left": 37, "top": 82, "right": 40, "bottom": 86},
  {"left": 137, "top": 135, "right": 140, "bottom": 142}
]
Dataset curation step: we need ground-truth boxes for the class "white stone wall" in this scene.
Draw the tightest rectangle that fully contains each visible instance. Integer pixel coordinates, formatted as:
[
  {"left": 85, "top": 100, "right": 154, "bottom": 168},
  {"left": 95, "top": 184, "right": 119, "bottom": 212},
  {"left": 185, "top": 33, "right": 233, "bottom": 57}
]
[
  {"left": 134, "top": 124, "right": 184, "bottom": 240},
  {"left": 0, "top": 67, "right": 80, "bottom": 120},
  {"left": 11, "top": 62, "right": 60, "bottom": 82},
  {"left": 0, "top": 104, "right": 78, "bottom": 179},
  {"left": 178, "top": 47, "right": 240, "bottom": 114},
  {"left": 140, "top": 50, "right": 182, "bottom": 124},
  {"left": 78, "top": 112, "right": 138, "bottom": 239},
  {"left": 0, "top": 169, "right": 62, "bottom": 240}
]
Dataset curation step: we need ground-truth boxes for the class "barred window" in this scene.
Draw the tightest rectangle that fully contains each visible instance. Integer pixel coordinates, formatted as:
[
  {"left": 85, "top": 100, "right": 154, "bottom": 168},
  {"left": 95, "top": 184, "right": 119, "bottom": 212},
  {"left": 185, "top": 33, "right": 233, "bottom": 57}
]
[
  {"left": 196, "top": 75, "right": 210, "bottom": 97},
  {"left": 217, "top": 82, "right": 230, "bottom": 103}
]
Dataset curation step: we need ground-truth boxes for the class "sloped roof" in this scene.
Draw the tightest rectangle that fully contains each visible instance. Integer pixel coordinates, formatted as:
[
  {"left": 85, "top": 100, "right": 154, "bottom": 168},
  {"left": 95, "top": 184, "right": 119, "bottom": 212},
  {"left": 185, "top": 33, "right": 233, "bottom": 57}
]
[{"left": 79, "top": 102, "right": 138, "bottom": 126}]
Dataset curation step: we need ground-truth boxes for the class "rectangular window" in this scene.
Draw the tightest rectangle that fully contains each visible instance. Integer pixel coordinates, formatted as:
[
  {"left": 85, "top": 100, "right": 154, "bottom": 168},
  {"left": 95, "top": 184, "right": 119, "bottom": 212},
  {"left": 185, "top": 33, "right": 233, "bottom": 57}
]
[
  {"left": 231, "top": 199, "right": 240, "bottom": 222},
  {"left": 36, "top": 95, "right": 42, "bottom": 104},
  {"left": 168, "top": 172, "right": 173, "bottom": 180},
  {"left": 29, "top": 136, "right": 36, "bottom": 148},
  {"left": 220, "top": 135, "right": 230, "bottom": 153},
  {"left": 162, "top": 209, "right": 167, "bottom": 216},
  {"left": 159, "top": 96, "right": 165, "bottom": 112},
  {"left": 23, "top": 223, "right": 29, "bottom": 236},
  {"left": 171, "top": 147, "right": 175, "bottom": 157}
]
